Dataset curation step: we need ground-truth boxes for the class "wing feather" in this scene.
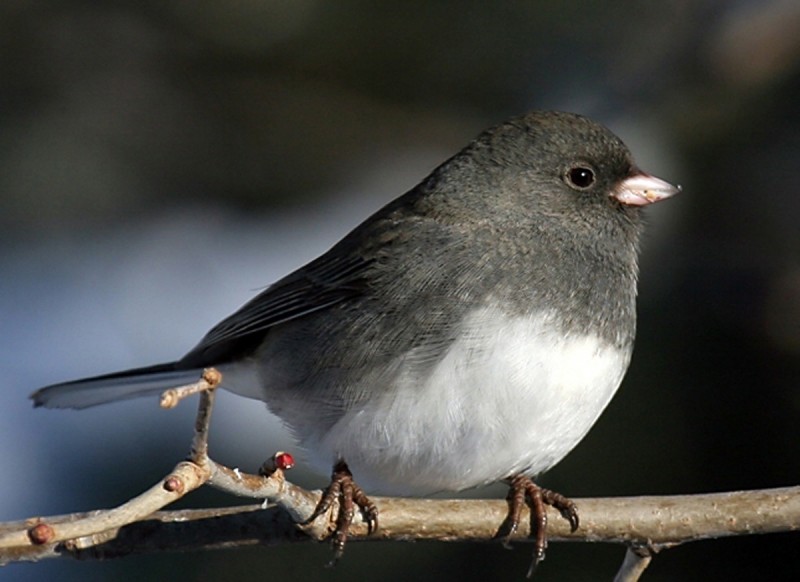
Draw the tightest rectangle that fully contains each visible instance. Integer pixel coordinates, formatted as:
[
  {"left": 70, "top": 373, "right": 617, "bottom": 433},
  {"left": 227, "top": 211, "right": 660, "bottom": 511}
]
[{"left": 179, "top": 252, "right": 373, "bottom": 367}]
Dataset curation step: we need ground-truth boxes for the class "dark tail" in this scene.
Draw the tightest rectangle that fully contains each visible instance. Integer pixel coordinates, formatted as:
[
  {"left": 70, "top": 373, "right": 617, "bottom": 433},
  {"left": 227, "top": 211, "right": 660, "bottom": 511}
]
[{"left": 31, "top": 362, "right": 203, "bottom": 409}]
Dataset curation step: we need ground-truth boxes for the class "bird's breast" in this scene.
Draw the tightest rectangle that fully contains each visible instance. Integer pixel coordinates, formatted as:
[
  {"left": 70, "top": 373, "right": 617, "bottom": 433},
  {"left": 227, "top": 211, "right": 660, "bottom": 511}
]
[{"left": 308, "top": 306, "right": 632, "bottom": 495}]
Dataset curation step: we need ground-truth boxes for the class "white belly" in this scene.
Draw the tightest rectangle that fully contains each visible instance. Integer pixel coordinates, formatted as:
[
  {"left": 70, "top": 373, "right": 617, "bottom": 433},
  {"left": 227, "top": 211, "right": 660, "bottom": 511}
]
[{"left": 307, "top": 307, "right": 631, "bottom": 495}]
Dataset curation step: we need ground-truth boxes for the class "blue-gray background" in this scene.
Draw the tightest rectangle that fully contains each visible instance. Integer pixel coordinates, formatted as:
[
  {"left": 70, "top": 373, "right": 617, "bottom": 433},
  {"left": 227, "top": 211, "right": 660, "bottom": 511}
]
[{"left": 2, "top": 1, "right": 798, "bottom": 580}]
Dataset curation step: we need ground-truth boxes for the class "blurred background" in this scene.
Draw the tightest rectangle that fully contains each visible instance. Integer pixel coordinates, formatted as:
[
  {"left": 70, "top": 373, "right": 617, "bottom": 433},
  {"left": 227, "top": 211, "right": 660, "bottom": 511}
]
[{"left": 2, "top": 1, "right": 799, "bottom": 580}]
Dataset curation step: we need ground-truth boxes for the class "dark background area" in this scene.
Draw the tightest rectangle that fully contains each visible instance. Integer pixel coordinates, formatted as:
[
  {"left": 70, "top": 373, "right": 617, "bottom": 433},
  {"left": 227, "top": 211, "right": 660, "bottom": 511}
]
[{"left": 2, "top": 1, "right": 798, "bottom": 580}]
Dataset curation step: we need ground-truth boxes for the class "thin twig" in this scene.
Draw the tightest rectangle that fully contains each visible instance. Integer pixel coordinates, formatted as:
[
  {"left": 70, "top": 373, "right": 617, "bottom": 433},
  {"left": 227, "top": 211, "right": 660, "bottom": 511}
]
[
  {"left": 160, "top": 367, "right": 221, "bottom": 410},
  {"left": 614, "top": 546, "right": 655, "bottom": 582},
  {"left": 0, "top": 461, "right": 208, "bottom": 550}
]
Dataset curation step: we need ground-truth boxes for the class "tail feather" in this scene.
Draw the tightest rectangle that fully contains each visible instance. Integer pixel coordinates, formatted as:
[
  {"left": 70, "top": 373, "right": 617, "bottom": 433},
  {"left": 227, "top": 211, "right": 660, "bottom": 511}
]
[{"left": 31, "top": 362, "right": 203, "bottom": 409}]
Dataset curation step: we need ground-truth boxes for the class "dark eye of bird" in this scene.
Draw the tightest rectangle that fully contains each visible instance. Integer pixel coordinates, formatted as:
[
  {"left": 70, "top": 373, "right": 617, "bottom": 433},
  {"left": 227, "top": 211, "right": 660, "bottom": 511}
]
[{"left": 565, "top": 166, "right": 596, "bottom": 190}]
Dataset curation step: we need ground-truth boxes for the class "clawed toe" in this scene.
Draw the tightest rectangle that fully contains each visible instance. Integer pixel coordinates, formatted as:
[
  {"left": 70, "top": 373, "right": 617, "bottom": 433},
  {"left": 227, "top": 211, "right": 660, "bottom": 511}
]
[
  {"left": 496, "top": 475, "right": 579, "bottom": 577},
  {"left": 304, "top": 460, "right": 378, "bottom": 565}
]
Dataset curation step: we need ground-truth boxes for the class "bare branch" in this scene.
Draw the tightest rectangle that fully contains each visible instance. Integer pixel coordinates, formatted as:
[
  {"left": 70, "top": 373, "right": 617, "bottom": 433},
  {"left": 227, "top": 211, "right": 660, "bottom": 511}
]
[
  {"left": 4, "top": 368, "right": 798, "bottom": 576},
  {"left": 1, "top": 486, "right": 798, "bottom": 564}
]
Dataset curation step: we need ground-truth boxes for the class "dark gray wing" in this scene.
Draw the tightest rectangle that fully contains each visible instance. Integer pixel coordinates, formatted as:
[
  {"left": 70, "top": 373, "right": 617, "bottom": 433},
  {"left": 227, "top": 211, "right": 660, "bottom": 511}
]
[{"left": 178, "top": 251, "right": 373, "bottom": 367}]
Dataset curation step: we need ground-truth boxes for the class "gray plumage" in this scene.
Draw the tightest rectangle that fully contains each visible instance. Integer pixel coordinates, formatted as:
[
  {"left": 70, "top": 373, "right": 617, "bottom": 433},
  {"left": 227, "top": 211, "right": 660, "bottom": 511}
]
[{"left": 32, "top": 111, "right": 678, "bottom": 495}]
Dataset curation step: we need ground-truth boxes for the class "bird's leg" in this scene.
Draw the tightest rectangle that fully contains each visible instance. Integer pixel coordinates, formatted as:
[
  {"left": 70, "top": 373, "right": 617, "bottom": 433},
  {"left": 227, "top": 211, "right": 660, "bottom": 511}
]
[
  {"left": 304, "top": 460, "right": 378, "bottom": 564},
  {"left": 497, "top": 474, "right": 579, "bottom": 577}
]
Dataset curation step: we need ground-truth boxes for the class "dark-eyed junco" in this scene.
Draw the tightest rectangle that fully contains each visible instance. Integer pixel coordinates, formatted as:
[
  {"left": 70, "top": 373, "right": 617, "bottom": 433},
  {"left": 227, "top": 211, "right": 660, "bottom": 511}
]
[{"left": 32, "top": 111, "right": 679, "bottom": 573}]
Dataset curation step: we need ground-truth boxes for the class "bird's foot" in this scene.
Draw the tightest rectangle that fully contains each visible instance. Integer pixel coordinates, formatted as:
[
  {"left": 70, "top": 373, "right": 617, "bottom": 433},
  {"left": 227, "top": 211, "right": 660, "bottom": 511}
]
[
  {"left": 497, "top": 474, "right": 579, "bottom": 577},
  {"left": 304, "top": 460, "right": 378, "bottom": 565}
]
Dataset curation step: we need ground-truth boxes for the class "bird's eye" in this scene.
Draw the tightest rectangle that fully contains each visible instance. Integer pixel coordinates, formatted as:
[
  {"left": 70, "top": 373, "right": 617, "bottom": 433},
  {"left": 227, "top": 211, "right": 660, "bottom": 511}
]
[{"left": 565, "top": 166, "right": 596, "bottom": 190}]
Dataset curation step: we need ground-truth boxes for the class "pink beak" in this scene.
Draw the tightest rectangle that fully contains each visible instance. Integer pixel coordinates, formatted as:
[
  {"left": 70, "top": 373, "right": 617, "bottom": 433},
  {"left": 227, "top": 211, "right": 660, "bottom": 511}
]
[{"left": 613, "top": 172, "right": 681, "bottom": 206}]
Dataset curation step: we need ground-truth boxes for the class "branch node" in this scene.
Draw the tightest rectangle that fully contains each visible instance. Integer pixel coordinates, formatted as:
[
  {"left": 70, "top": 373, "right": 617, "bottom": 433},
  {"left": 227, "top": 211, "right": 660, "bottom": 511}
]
[
  {"left": 160, "top": 367, "right": 221, "bottom": 409},
  {"left": 613, "top": 542, "right": 658, "bottom": 582},
  {"left": 163, "top": 475, "right": 185, "bottom": 494},
  {"left": 201, "top": 367, "right": 222, "bottom": 387},
  {"left": 27, "top": 523, "right": 54, "bottom": 545},
  {"left": 260, "top": 451, "right": 296, "bottom": 476}
]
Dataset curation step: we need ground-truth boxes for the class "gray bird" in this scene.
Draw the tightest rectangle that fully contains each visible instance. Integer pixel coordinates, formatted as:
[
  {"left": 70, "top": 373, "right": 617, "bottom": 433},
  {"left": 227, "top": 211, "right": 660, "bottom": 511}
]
[{"left": 32, "top": 110, "right": 679, "bottom": 573}]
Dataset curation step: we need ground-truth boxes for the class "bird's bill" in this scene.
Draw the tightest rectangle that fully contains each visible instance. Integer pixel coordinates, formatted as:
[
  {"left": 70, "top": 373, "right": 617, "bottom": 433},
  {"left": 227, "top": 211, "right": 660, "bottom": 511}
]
[{"left": 613, "top": 173, "right": 681, "bottom": 206}]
